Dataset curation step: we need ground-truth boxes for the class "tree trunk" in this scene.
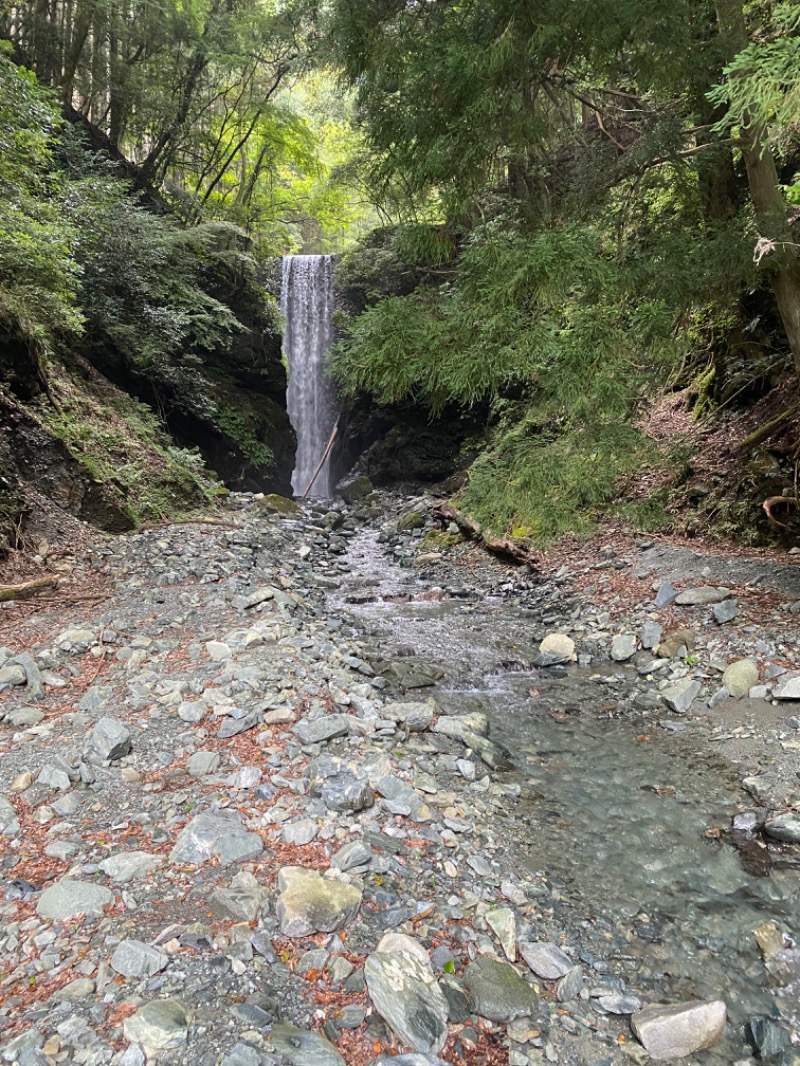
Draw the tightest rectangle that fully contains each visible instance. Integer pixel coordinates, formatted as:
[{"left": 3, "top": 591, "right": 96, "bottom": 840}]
[{"left": 715, "top": 0, "right": 800, "bottom": 379}]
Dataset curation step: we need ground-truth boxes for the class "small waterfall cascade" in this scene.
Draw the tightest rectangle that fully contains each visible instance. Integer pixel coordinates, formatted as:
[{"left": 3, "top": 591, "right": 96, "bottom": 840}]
[{"left": 281, "top": 254, "right": 339, "bottom": 498}]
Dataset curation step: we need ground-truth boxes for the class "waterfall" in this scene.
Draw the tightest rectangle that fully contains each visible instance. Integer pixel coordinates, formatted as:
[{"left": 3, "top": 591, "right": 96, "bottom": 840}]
[{"left": 281, "top": 254, "right": 339, "bottom": 498}]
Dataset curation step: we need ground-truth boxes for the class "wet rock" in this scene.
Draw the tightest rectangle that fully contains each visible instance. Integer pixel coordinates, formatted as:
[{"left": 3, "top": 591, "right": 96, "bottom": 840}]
[
  {"left": 662, "top": 678, "right": 701, "bottom": 714},
  {"left": 293, "top": 714, "right": 350, "bottom": 744},
  {"left": 630, "top": 1000, "right": 726, "bottom": 1060},
  {"left": 169, "top": 810, "right": 263, "bottom": 866},
  {"left": 276, "top": 866, "right": 362, "bottom": 936},
  {"left": 723, "top": 660, "right": 759, "bottom": 698},
  {"left": 462, "top": 956, "right": 538, "bottom": 1022},
  {"left": 99, "top": 851, "right": 163, "bottom": 883},
  {"left": 675, "top": 586, "right": 730, "bottom": 606},
  {"left": 764, "top": 813, "right": 800, "bottom": 843},
  {"left": 745, "top": 1017, "right": 788, "bottom": 1060},
  {"left": 37, "top": 879, "right": 114, "bottom": 921},
  {"left": 383, "top": 661, "right": 444, "bottom": 689},
  {"left": 538, "top": 633, "right": 575, "bottom": 665},
  {"left": 270, "top": 1023, "right": 345, "bottom": 1066},
  {"left": 611, "top": 635, "right": 637, "bottom": 662},
  {"left": 519, "top": 942, "right": 573, "bottom": 980},
  {"left": 111, "top": 940, "right": 169, "bottom": 978},
  {"left": 365, "top": 933, "right": 449, "bottom": 1054},
  {"left": 90, "top": 717, "right": 131, "bottom": 761},
  {"left": 123, "top": 999, "right": 189, "bottom": 1056}
]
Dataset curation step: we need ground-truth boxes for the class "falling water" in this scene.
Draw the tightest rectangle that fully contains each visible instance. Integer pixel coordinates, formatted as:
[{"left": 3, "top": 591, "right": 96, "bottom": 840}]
[{"left": 281, "top": 254, "right": 339, "bottom": 498}]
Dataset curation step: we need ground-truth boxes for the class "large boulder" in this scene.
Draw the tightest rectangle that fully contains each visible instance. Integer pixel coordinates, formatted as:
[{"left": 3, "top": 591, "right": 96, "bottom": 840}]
[
  {"left": 365, "top": 933, "right": 449, "bottom": 1054},
  {"left": 630, "top": 1000, "right": 726, "bottom": 1060},
  {"left": 276, "top": 867, "right": 362, "bottom": 936}
]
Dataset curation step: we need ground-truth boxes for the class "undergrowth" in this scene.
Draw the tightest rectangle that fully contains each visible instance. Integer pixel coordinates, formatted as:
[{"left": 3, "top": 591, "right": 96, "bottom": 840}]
[{"left": 36, "top": 360, "right": 222, "bottom": 525}]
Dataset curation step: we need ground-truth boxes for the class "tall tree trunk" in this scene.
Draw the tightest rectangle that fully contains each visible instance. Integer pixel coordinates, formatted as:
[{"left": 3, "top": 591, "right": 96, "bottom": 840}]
[{"left": 716, "top": 0, "right": 800, "bottom": 379}]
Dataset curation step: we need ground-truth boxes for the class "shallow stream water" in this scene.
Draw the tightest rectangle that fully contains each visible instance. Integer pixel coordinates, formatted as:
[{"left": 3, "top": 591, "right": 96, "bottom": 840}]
[{"left": 332, "top": 529, "right": 800, "bottom": 1061}]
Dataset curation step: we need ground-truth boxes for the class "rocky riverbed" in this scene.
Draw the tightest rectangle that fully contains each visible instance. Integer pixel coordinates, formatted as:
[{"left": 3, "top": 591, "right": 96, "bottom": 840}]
[{"left": 1, "top": 489, "right": 799, "bottom": 1066}]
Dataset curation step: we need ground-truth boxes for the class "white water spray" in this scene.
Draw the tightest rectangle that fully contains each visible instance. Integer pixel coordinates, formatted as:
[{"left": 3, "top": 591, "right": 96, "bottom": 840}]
[{"left": 281, "top": 254, "right": 339, "bottom": 498}]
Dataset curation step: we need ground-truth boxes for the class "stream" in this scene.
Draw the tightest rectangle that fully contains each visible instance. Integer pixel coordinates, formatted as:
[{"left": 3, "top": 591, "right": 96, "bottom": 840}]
[{"left": 331, "top": 526, "right": 800, "bottom": 1062}]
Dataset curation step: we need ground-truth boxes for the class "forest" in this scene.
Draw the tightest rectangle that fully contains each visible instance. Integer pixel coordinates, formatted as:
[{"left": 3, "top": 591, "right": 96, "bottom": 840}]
[{"left": 1, "top": 0, "right": 800, "bottom": 544}]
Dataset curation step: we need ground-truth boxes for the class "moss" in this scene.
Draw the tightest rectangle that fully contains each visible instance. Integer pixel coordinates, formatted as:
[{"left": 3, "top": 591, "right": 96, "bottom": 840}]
[
  {"left": 213, "top": 404, "right": 275, "bottom": 471},
  {"left": 35, "top": 360, "right": 222, "bottom": 526},
  {"left": 419, "top": 529, "right": 461, "bottom": 550}
]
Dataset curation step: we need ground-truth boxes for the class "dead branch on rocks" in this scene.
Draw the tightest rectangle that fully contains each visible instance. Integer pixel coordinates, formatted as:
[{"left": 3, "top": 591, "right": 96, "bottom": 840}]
[
  {"left": 433, "top": 503, "right": 541, "bottom": 569},
  {"left": 763, "top": 495, "right": 799, "bottom": 531},
  {"left": 0, "top": 576, "right": 58, "bottom": 602}
]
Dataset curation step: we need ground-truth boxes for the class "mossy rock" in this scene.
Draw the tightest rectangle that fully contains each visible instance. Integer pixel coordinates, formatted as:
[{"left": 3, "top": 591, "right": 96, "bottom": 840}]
[
  {"left": 395, "top": 509, "right": 425, "bottom": 532},
  {"left": 339, "top": 475, "right": 374, "bottom": 503},
  {"left": 256, "top": 494, "right": 303, "bottom": 517},
  {"left": 419, "top": 529, "right": 461, "bottom": 551}
]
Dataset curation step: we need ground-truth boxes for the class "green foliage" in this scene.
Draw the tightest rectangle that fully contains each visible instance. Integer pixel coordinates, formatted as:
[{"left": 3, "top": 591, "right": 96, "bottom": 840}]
[
  {"left": 0, "top": 53, "right": 83, "bottom": 348},
  {"left": 37, "top": 363, "right": 222, "bottom": 525}
]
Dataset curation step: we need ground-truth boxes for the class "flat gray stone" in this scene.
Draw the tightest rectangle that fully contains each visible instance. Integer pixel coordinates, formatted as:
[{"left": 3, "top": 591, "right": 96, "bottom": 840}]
[
  {"left": 599, "top": 993, "right": 642, "bottom": 1014},
  {"left": 187, "top": 750, "right": 220, "bottom": 777},
  {"left": 713, "top": 599, "right": 739, "bottom": 625},
  {"left": 37, "top": 880, "right": 114, "bottom": 921},
  {"left": 123, "top": 1000, "right": 188, "bottom": 1056},
  {"left": 640, "top": 621, "right": 663, "bottom": 650},
  {"left": 631, "top": 1000, "right": 726, "bottom": 1060},
  {"left": 111, "top": 940, "right": 168, "bottom": 979},
  {"left": 374, "top": 1056, "right": 450, "bottom": 1066},
  {"left": 276, "top": 866, "right": 361, "bottom": 936},
  {"left": 169, "top": 810, "right": 263, "bottom": 866},
  {"left": 519, "top": 942, "right": 573, "bottom": 980},
  {"left": 99, "top": 852, "right": 163, "bottom": 884},
  {"left": 309, "top": 755, "right": 374, "bottom": 812},
  {"left": 6, "top": 707, "right": 45, "bottom": 727},
  {"left": 486, "top": 907, "right": 516, "bottom": 961},
  {"left": 774, "top": 676, "right": 800, "bottom": 700},
  {"left": 52, "top": 977, "right": 95, "bottom": 1003},
  {"left": 764, "top": 812, "right": 800, "bottom": 843},
  {"left": 383, "top": 701, "right": 435, "bottom": 732},
  {"left": 463, "top": 956, "right": 538, "bottom": 1022},
  {"left": 11, "top": 654, "right": 45, "bottom": 699},
  {"left": 281, "top": 818, "right": 319, "bottom": 846},
  {"left": 220, "top": 1043, "right": 262, "bottom": 1066},
  {"left": 0, "top": 795, "right": 15, "bottom": 829},
  {"left": 674, "top": 586, "right": 730, "bottom": 606},
  {"left": 270, "top": 1024, "right": 344, "bottom": 1066},
  {"left": 365, "top": 933, "right": 448, "bottom": 1054},
  {"left": 382, "top": 661, "right": 445, "bottom": 689},
  {"left": 611, "top": 634, "right": 637, "bottom": 662},
  {"left": 331, "top": 840, "right": 373, "bottom": 871},
  {"left": 91, "top": 717, "right": 131, "bottom": 761},
  {"left": 293, "top": 715, "right": 350, "bottom": 745},
  {"left": 210, "top": 871, "right": 267, "bottom": 921},
  {"left": 662, "top": 678, "right": 701, "bottom": 714},
  {"left": 0, "top": 663, "right": 26, "bottom": 687},
  {"left": 654, "top": 583, "right": 677, "bottom": 607},
  {"left": 556, "top": 965, "right": 584, "bottom": 1002},
  {"left": 722, "top": 659, "right": 759, "bottom": 698}
]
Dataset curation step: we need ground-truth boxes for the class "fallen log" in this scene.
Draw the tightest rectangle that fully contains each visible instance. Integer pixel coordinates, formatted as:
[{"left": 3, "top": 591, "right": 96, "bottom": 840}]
[
  {"left": 433, "top": 503, "right": 541, "bottom": 569},
  {"left": 0, "top": 576, "right": 58, "bottom": 602}
]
